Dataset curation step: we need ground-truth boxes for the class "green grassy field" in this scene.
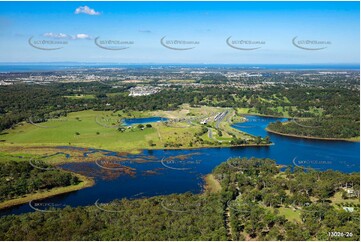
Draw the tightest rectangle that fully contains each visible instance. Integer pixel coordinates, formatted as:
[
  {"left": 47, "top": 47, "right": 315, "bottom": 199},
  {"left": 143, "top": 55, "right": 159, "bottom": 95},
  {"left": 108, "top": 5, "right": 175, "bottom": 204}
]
[
  {"left": 1, "top": 110, "right": 158, "bottom": 151},
  {"left": 331, "top": 192, "right": 360, "bottom": 205},
  {"left": 277, "top": 207, "right": 302, "bottom": 222},
  {"left": 0, "top": 106, "right": 256, "bottom": 156},
  {"left": 263, "top": 205, "right": 302, "bottom": 222}
]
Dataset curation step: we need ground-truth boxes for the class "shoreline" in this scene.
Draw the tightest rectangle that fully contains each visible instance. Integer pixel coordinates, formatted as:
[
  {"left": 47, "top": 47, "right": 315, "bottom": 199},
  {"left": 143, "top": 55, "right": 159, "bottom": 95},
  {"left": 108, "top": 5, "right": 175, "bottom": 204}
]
[
  {"left": 0, "top": 173, "right": 94, "bottom": 210},
  {"left": 238, "top": 112, "right": 290, "bottom": 119},
  {"left": 0, "top": 141, "right": 273, "bottom": 165},
  {"left": 236, "top": 112, "right": 359, "bottom": 142},
  {"left": 265, "top": 128, "right": 359, "bottom": 142}
]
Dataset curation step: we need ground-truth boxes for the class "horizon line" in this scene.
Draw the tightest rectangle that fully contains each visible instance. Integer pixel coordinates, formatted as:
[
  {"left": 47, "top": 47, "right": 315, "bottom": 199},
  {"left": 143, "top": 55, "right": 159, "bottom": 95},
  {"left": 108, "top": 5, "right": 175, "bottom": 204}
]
[{"left": 0, "top": 62, "right": 359, "bottom": 66}]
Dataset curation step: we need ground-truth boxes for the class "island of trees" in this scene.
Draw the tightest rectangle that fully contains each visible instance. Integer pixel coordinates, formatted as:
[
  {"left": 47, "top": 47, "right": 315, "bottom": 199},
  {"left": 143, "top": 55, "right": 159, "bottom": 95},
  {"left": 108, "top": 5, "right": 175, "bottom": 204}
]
[{"left": 0, "top": 161, "right": 91, "bottom": 210}]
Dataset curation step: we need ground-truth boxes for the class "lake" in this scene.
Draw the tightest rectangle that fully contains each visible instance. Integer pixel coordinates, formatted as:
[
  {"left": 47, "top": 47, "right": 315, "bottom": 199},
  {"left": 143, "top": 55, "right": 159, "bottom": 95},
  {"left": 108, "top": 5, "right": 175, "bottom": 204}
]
[
  {"left": 1, "top": 115, "right": 359, "bottom": 216},
  {"left": 122, "top": 117, "right": 167, "bottom": 126}
]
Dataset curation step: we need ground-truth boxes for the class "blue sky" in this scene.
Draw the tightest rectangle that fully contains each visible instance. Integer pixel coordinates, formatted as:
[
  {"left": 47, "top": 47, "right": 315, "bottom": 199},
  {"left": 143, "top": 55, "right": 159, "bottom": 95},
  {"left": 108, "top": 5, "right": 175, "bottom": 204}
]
[{"left": 0, "top": 1, "right": 359, "bottom": 64}]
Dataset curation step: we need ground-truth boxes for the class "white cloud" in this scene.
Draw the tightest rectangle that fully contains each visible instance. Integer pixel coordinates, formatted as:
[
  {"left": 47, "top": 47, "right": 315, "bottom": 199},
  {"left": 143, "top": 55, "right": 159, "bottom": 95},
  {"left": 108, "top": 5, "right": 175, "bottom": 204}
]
[
  {"left": 43, "top": 32, "right": 91, "bottom": 40},
  {"left": 74, "top": 6, "right": 100, "bottom": 16}
]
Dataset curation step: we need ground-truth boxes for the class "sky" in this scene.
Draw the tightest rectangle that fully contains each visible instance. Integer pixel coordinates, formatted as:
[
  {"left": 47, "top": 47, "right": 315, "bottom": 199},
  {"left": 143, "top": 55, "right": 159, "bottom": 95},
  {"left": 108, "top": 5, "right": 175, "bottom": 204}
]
[{"left": 0, "top": 1, "right": 359, "bottom": 64}]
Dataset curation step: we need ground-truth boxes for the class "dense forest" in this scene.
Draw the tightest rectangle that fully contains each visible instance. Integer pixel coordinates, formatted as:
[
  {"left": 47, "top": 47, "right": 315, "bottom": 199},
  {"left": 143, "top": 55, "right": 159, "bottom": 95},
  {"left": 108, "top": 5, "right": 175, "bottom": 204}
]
[
  {"left": 0, "top": 158, "right": 359, "bottom": 241},
  {"left": 214, "top": 158, "right": 360, "bottom": 240},
  {"left": 0, "top": 161, "right": 80, "bottom": 202},
  {"left": 267, "top": 117, "right": 359, "bottom": 139},
  {"left": 266, "top": 88, "right": 360, "bottom": 139},
  {"left": 0, "top": 82, "right": 359, "bottom": 138},
  {"left": 0, "top": 193, "right": 226, "bottom": 241}
]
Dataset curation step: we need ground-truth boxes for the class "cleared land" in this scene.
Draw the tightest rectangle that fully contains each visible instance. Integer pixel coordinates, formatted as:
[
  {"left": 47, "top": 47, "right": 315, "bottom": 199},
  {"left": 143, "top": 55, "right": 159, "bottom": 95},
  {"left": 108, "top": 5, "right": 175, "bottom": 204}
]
[
  {"left": 203, "top": 174, "right": 222, "bottom": 194},
  {"left": 0, "top": 105, "right": 258, "bottom": 162}
]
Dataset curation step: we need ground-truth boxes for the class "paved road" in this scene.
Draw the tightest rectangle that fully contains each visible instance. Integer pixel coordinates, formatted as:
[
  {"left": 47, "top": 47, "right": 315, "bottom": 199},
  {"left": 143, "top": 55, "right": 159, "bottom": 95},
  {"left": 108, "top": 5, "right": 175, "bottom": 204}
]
[
  {"left": 215, "top": 110, "right": 229, "bottom": 129},
  {"left": 208, "top": 128, "right": 213, "bottom": 139}
]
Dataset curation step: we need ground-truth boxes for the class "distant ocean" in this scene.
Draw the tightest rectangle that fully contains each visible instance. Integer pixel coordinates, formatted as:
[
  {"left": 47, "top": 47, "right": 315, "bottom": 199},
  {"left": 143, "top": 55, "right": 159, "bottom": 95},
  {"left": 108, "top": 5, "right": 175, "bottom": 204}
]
[{"left": 0, "top": 63, "right": 359, "bottom": 72}]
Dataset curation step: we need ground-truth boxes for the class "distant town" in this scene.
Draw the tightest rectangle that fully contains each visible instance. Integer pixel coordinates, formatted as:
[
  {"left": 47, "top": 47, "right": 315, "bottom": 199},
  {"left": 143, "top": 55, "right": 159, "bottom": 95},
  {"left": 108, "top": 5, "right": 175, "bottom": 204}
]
[{"left": 0, "top": 67, "right": 359, "bottom": 92}]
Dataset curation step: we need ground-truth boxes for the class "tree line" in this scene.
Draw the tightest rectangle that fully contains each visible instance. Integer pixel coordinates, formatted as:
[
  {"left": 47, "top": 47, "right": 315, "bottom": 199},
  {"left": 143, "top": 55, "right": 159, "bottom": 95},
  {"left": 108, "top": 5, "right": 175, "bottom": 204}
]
[{"left": 0, "top": 83, "right": 359, "bottom": 139}]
